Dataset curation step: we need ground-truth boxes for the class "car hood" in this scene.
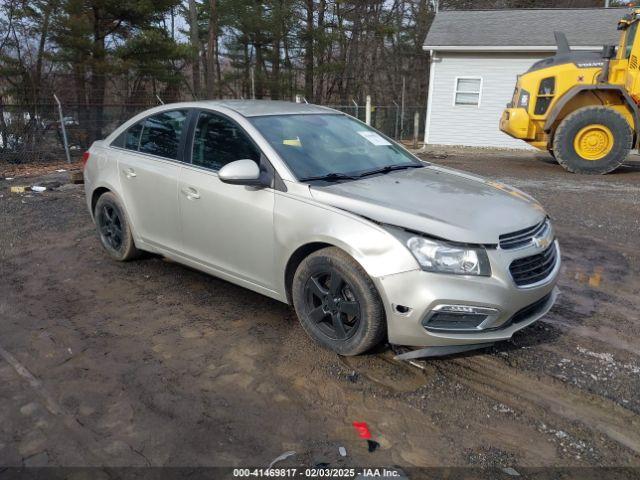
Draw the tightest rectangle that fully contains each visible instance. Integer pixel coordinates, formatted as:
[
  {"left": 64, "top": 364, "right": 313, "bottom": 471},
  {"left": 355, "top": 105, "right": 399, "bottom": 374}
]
[{"left": 309, "top": 165, "right": 547, "bottom": 244}]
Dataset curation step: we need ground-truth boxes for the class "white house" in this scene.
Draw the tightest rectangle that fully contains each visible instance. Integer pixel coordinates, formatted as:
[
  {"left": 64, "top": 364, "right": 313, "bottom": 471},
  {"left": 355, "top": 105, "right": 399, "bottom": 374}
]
[{"left": 423, "top": 8, "right": 624, "bottom": 148}]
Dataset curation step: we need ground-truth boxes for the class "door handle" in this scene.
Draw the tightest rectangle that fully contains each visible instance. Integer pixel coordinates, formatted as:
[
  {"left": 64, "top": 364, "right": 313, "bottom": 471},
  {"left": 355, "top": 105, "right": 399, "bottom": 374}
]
[
  {"left": 123, "top": 168, "right": 137, "bottom": 178},
  {"left": 181, "top": 187, "right": 200, "bottom": 200}
]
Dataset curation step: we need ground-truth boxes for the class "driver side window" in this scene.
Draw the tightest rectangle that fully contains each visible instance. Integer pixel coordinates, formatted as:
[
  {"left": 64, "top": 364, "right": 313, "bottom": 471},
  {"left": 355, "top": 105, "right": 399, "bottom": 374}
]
[{"left": 192, "top": 112, "right": 260, "bottom": 170}]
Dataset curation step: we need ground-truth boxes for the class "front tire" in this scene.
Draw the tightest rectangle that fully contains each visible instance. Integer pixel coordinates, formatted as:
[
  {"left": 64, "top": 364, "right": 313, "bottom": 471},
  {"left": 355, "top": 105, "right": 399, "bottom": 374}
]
[
  {"left": 292, "top": 247, "right": 386, "bottom": 356},
  {"left": 553, "top": 106, "right": 631, "bottom": 174},
  {"left": 94, "top": 192, "right": 140, "bottom": 261}
]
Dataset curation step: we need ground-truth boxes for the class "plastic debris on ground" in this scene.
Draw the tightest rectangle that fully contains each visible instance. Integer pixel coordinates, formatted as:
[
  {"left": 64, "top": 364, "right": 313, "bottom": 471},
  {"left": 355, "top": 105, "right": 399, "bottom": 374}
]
[
  {"left": 338, "top": 446, "right": 347, "bottom": 457},
  {"left": 352, "top": 421, "right": 372, "bottom": 439},
  {"left": 346, "top": 371, "right": 359, "bottom": 383},
  {"left": 367, "top": 440, "right": 380, "bottom": 452},
  {"left": 352, "top": 421, "right": 380, "bottom": 453},
  {"left": 267, "top": 450, "right": 296, "bottom": 468},
  {"left": 502, "top": 467, "right": 521, "bottom": 476},
  {"left": 31, "top": 186, "right": 46, "bottom": 193},
  {"left": 10, "top": 186, "right": 28, "bottom": 193},
  {"left": 70, "top": 171, "right": 84, "bottom": 184},
  {"left": 57, "top": 183, "right": 79, "bottom": 192}
]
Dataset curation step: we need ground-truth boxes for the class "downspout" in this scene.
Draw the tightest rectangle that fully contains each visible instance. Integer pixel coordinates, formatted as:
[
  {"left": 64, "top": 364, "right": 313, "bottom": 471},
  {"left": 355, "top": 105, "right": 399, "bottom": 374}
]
[{"left": 422, "top": 49, "right": 436, "bottom": 151}]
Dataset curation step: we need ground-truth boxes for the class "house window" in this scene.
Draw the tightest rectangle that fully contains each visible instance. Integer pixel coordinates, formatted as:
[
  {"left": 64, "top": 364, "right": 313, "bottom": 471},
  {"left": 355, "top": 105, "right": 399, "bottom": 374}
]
[{"left": 454, "top": 77, "right": 482, "bottom": 106}]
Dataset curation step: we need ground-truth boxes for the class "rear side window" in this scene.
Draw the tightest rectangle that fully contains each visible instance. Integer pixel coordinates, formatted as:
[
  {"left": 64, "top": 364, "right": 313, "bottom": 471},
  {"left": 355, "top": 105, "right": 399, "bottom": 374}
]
[
  {"left": 124, "top": 123, "right": 143, "bottom": 150},
  {"left": 139, "top": 110, "right": 188, "bottom": 160},
  {"left": 111, "top": 122, "right": 142, "bottom": 150}
]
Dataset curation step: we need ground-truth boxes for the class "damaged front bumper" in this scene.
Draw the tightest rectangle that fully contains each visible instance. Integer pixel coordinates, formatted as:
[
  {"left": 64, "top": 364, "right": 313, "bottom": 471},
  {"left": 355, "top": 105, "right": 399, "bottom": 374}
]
[{"left": 374, "top": 243, "right": 560, "bottom": 348}]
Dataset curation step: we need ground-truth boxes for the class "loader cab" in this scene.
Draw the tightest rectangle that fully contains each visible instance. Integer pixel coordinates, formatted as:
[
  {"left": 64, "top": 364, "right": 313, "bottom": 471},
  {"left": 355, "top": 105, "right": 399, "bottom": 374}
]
[{"left": 618, "top": 11, "right": 640, "bottom": 95}]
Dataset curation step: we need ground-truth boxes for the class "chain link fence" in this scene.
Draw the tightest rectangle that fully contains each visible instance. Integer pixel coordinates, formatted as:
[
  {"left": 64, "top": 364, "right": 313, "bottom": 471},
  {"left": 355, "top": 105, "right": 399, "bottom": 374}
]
[
  {"left": 327, "top": 104, "right": 425, "bottom": 146},
  {"left": 0, "top": 101, "right": 162, "bottom": 165},
  {"left": 1, "top": 104, "right": 64, "bottom": 164},
  {"left": 0, "top": 99, "right": 425, "bottom": 166}
]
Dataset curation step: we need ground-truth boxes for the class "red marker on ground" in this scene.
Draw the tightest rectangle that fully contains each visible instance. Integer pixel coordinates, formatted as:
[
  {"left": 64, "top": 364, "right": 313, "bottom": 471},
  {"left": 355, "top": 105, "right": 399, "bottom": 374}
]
[{"left": 352, "top": 421, "right": 372, "bottom": 439}]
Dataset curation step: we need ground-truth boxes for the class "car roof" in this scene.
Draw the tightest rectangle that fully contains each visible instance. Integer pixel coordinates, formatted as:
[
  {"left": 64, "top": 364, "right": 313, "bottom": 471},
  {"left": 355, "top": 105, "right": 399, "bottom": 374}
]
[{"left": 172, "top": 100, "right": 338, "bottom": 117}]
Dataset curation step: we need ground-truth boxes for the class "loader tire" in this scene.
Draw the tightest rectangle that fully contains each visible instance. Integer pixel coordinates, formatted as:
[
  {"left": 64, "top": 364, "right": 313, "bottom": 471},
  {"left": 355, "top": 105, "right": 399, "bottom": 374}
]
[{"left": 553, "top": 106, "right": 631, "bottom": 175}]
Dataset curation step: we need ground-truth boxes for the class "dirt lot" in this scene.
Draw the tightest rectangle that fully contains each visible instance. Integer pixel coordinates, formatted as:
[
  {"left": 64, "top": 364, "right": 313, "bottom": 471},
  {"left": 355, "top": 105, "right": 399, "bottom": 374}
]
[{"left": 1, "top": 150, "right": 639, "bottom": 474}]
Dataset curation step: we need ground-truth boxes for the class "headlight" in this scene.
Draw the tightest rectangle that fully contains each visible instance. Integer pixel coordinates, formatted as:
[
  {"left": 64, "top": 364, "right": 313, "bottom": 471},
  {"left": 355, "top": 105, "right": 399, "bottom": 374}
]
[
  {"left": 406, "top": 236, "right": 491, "bottom": 276},
  {"left": 517, "top": 89, "right": 530, "bottom": 109}
]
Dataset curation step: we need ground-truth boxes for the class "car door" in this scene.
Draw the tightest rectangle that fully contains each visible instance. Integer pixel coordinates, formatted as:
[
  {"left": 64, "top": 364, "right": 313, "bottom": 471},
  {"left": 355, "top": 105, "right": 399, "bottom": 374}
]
[
  {"left": 116, "top": 109, "right": 188, "bottom": 252},
  {"left": 178, "top": 110, "right": 276, "bottom": 289}
]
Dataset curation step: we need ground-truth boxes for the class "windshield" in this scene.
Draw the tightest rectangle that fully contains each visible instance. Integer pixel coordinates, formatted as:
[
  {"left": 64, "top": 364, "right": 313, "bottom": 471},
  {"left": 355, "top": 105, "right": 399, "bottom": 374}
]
[{"left": 249, "top": 114, "right": 423, "bottom": 181}]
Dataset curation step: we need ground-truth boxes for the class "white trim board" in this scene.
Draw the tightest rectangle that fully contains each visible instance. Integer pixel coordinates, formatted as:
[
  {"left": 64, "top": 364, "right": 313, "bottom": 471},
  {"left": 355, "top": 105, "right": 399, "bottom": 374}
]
[
  {"left": 422, "top": 45, "right": 604, "bottom": 52},
  {"left": 423, "top": 50, "right": 437, "bottom": 146}
]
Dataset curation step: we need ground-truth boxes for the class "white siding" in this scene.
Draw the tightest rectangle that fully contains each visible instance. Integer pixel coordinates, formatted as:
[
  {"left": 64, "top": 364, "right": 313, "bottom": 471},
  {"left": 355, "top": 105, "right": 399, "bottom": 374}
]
[{"left": 426, "top": 52, "right": 552, "bottom": 149}]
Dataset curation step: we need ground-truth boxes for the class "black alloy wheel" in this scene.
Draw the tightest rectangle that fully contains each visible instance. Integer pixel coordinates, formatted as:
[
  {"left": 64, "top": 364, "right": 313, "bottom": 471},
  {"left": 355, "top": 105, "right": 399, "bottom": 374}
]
[
  {"left": 292, "top": 247, "right": 386, "bottom": 355},
  {"left": 304, "top": 270, "right": 361, "bottom": 340},
  {"left": 98, "top": 203, "right": 124, "bottom": 251},
  {"left": 93, "top": 191, "right": 140, "bottom": 261}
]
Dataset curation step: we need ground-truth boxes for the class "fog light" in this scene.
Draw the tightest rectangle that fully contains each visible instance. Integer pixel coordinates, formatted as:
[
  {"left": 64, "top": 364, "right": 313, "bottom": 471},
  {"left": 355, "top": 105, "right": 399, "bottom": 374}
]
[{"left": 422, "top": 305, "right": 499, "bottom": 332}]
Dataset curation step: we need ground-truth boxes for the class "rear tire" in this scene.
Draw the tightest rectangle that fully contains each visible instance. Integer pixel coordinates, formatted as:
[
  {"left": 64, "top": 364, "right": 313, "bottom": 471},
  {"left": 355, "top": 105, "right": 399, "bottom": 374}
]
[
  {"left": 94, "top": 192, "right": 140, "bottom": 261},
  {"left": 553, "top": 106, "right": 631, "bottom": 174},
  {"left": 292, "top": 247, "right": 386, "bottom": 356}
]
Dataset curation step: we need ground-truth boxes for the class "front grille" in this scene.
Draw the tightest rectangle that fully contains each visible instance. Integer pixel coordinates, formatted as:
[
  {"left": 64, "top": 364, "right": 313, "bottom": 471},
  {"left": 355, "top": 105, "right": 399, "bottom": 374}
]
[
  {"left": 509, "top": 243, "right": 558, "bottom": 286},
  {"left": 499, "top": 219, "right": 549, "bottom": 250}
]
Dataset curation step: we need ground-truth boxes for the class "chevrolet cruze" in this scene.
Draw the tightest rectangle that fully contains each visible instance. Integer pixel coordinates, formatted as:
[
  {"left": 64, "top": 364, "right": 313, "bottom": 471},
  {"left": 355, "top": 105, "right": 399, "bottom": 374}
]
[{"left": 83, "top": 100, "right": 560, "bottom": 357}]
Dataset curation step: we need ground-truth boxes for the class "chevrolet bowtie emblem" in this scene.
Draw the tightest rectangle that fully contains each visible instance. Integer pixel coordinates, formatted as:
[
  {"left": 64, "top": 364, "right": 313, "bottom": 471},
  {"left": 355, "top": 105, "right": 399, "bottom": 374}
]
[{"left": 532, "top": 235, "right": 551, "bottom": 249}]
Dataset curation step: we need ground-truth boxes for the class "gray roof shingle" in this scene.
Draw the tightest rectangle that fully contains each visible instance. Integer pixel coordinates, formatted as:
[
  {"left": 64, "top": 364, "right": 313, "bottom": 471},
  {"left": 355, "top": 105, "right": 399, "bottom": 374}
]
[{"left": 424, "top": 8, "right": 626, "bottom": 50}]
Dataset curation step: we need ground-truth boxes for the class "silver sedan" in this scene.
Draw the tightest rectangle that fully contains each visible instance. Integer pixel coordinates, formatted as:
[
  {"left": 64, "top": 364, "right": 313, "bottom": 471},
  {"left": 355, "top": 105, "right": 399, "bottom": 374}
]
[{"left": 83, "top": 100, "right": 560, "bottom": 357}]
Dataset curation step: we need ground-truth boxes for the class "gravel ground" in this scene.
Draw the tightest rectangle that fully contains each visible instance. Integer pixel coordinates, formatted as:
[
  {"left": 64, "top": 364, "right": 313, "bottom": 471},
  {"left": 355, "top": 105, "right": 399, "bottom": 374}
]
[{"left": 0, "top": 151, "right": 639, "bottom": 475}]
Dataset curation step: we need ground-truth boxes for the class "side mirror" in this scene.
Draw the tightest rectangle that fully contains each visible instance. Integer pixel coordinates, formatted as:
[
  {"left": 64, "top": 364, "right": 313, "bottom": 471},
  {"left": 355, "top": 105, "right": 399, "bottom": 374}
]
[{"left": 218, "top": 159, "right": 268, "bottom": 187}]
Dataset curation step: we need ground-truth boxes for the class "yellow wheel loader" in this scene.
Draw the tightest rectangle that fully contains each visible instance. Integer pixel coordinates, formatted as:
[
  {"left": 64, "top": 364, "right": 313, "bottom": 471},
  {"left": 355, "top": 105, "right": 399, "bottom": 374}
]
[{"left": 500, "top": 9, "right": 640, "bottom": 174}]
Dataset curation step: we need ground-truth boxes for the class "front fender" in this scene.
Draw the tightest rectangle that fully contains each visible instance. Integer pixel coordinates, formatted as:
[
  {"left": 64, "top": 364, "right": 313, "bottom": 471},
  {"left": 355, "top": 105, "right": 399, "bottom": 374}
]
[{"left": 273, "top": 190, "right": 419, "bottom": 296}]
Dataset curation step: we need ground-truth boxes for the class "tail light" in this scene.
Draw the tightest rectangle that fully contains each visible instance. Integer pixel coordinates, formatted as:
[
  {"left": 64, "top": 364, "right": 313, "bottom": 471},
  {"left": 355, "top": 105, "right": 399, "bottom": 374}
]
[{"left": 82, "top": 151, "right": 90, "bottom": 169}]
